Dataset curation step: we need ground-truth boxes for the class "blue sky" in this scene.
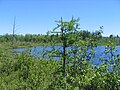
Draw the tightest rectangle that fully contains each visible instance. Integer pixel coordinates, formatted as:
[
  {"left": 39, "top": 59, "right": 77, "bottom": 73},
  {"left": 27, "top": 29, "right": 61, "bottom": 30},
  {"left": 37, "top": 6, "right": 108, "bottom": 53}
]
[{"left": 0, "top": 0, "right": 120, "bottom": 36}]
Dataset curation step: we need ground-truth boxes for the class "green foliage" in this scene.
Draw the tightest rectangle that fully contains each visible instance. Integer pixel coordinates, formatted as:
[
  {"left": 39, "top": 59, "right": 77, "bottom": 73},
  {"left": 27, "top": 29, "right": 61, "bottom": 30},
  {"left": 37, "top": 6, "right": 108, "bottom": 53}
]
[
  {"left": 0, "top": 26, "right": 120, "bottom": 47},
  {"left": 0, "top": 49, "right": 60, "bottom": 90},
  {"left": 47, "top": 18, "right": 120, "bottom": 90},
  {"left": 0, "top": 18, "right": 120, "bottom": 90},
  {"left": 48, "top": 17, "right": 83, "bottom": 90}
]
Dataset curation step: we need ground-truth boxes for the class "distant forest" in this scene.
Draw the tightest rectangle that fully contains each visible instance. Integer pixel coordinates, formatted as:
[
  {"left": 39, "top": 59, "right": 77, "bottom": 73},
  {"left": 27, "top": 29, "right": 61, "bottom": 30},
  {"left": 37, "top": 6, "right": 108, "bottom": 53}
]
[{"left": 0, "top": 31, "right": 120, "bottom": 45}]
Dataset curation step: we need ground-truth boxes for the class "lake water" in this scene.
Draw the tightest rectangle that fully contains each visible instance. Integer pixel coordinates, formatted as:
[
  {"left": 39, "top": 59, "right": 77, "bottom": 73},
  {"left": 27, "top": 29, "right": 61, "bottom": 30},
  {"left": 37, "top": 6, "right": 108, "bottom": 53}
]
[{"left": 14, "top": 46, "right": 120, "bottom": 65}]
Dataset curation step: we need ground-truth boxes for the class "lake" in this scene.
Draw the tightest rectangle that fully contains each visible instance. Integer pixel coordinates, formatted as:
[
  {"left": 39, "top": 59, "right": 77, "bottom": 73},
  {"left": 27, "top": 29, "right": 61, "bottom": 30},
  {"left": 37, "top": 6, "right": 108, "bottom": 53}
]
[{"left": 14, "top": 46, "right": 120, "bottom": 65}]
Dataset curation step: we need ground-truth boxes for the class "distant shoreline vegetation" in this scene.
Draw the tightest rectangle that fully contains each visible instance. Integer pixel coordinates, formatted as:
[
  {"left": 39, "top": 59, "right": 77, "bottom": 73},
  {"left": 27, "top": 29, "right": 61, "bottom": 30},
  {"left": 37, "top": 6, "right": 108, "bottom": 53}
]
[{"left": 0, "top": 32, "right": 120, "bottom": 49}]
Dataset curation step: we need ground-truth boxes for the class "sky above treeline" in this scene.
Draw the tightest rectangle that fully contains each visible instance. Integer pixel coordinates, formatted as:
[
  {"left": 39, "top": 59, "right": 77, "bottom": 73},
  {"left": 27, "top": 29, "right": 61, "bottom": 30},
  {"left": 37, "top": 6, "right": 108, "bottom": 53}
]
[{"left": 0, "top": 0, "right": 120, "bottom": 36}]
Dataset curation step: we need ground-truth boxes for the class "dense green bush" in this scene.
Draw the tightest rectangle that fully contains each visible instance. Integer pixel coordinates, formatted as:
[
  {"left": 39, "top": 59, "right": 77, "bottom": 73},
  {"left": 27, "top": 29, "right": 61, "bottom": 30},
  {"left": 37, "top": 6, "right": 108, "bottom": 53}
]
[{"left": 0, "top": 49, "right": 60, "bottom": 90}]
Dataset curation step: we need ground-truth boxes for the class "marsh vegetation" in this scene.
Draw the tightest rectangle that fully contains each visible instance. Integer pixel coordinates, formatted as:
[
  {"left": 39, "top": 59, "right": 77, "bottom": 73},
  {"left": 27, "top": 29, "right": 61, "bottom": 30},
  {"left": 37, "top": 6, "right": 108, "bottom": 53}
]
[{"left": 0, "top": 18, "right": 120, "bottom": 90}]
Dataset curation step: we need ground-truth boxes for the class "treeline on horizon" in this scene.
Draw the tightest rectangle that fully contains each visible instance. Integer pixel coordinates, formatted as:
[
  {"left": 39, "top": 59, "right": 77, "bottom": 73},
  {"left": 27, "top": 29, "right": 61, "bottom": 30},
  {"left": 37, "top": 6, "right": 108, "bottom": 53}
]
[{"left": 0, "top": 31, "right": 120, "bottom": 45}]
